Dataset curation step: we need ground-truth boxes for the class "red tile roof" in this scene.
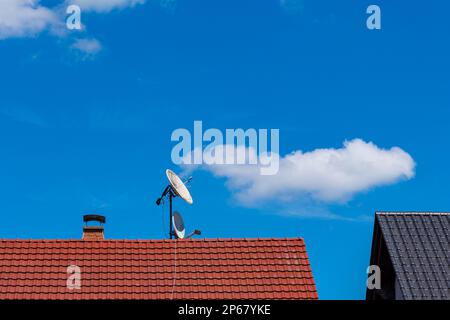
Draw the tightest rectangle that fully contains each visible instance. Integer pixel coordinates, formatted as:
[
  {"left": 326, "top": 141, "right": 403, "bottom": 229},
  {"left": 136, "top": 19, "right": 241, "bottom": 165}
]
[{"left": 0, "top": 238, "right": 317, "bottom": 300}]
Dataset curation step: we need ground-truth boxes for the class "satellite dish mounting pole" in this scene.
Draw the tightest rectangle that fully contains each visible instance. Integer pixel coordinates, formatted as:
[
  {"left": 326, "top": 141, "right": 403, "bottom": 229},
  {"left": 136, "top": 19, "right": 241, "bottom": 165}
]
[{"left": 169, "top": 189, "right": 174, "bottom": 239}]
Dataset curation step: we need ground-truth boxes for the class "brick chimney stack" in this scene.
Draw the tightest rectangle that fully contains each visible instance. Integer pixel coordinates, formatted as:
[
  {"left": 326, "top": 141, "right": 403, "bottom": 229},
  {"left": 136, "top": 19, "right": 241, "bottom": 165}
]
[{"left": 82, "top": 215, "right": 106, "bottom": 241}]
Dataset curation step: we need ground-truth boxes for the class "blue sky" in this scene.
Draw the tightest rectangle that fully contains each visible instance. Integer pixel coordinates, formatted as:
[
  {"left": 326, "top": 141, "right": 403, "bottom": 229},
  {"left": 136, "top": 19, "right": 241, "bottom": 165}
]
[{"left": 0, "top": 0, "right": 449, "bottom": 299}]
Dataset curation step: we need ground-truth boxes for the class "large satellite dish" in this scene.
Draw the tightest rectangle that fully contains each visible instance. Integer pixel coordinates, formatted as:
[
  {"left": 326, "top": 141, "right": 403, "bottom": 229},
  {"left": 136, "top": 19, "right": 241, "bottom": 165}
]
[
  {"left": 172, "top": 211, "right": 185, "bottom": 239},
  {"left": 166, "top": 169, "right": 193, "bottom": 205}
]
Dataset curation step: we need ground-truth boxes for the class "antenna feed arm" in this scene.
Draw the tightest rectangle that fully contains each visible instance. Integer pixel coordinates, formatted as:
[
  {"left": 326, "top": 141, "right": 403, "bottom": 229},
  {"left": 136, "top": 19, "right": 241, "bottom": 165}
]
[
  {"left": 156, "top": 185, "right": 171, "bottom": 206},
  {"left": 185, "top": 229, "right": 202, "bottom": 239}
]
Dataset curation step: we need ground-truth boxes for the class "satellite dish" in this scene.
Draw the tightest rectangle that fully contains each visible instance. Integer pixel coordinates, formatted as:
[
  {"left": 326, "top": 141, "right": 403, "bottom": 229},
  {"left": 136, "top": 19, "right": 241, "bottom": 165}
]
[
  {"left": 172, "top": 211, "right": 186, "bottom": 239},
  {"left": 155, "top": 169, "right": 199, "bottom": 239},
  {"left": 166, "top": 169, "right": 193, "bottom": 205}
]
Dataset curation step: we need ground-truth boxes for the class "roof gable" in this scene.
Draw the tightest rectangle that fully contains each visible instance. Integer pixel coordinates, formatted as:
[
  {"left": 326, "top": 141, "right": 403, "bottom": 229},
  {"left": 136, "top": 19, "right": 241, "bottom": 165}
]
[{"left": 371, "top": 212, "right": 450, "bottom": 300}]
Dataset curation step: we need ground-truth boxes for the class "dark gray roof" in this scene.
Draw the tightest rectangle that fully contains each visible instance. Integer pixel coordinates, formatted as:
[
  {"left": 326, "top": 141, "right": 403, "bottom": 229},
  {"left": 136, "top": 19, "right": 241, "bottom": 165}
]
[{"left": 376, "top": 212, "right": 450, "bottom": 300}]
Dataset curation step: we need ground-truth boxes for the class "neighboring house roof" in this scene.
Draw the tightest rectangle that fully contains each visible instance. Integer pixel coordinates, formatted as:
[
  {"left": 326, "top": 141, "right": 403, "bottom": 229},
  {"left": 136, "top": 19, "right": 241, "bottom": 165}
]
[
  {"left": 0, "top": 238, "right": 317, "bottom": 300},
  {"left": 367, "top": 212, "right": 450, "bottom": 300}
]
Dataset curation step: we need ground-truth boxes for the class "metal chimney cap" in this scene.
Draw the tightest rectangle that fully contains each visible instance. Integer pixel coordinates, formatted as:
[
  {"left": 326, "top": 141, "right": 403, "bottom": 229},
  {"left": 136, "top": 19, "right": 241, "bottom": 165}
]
[{"left": 83, "top": 214, "right": 106, "bottom": 224}]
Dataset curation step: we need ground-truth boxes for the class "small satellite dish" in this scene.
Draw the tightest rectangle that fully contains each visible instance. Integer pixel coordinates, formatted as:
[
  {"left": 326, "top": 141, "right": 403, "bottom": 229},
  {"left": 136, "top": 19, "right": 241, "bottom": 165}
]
[
  {"left": 172, "top": 211, "right": 186, "bottom": 239},
  {"left": 166, "top": 169, "right": 193, "bottom": 205}
]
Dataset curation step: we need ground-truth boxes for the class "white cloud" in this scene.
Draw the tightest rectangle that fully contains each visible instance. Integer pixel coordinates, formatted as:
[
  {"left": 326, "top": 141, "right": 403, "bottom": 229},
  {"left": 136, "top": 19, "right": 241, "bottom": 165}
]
[
  {"left": 0, "top": 0, "right": 59, "bottom": 39},
  {"left": 71, "top": 38, "right": 102, "bottom": 57},
  {"left": 189, "top": 139, "right": 416, "bottom": 207},
  {"left": 0, "top": 0, "right": 147, "bottom": 41},
  {"left": 68, "top": 0, "right": 145, "bottom": 13}
]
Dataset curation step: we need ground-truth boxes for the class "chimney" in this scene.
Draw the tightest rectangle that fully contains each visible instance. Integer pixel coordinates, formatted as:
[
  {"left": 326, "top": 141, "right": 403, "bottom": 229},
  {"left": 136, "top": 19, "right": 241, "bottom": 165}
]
[{"left": 82, "top": 214, "right": 106, "bottom": 241}]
